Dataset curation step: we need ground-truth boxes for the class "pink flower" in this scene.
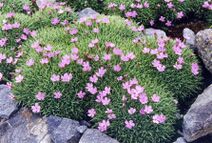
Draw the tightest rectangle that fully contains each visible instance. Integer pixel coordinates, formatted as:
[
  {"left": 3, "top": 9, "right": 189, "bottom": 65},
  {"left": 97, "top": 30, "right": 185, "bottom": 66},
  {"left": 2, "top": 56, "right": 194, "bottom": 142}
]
[
  {"left": 151, "top": 94, "right": 160, "bottom": 103},
  {"left": 103, "top": 54, "right": 111, "bottom": 61},
  {"left": 153, "top": 114, "right": 167, "bottom": 124},
  {"left": 89, "top": 75, "right": 98, "bottom": 83},
  {"left": 77, "top": 91, "right": 86, "bottom": 99},
  {"left": 51, "top": 74, "right": 60, "bottom": 82},
  {"left": 119, "top": 4, "right": 126, "bottom": 11},
  {"left": 26, "top": 59, "right": 35, "bottom": 66},
  {"left": 98, "top": 120, "right": 110, "bottom": 132},
  {"left": 31, "top": 103, "right": 41, "bottom": 113},
  {"left": 53, "top": 91, "right": 62, "bottom": 99},
  {"left": 102, "top": 97, "right": 111, "bottom": 105},
  {"left": 144, "top": 105, "right": 153, "bottom": 114},
  {"left": 159, "top": 16, "right": 165, "bottom": 22},
  {"left": 191, "top": 63, "right": 199, "bottom": 75},
  {"left": 113, "top": 48, "right": 122, "bottom": 56},
  {"left": 86, "top": 83, "right": 98, "bottom": 95},
  {"left": 139, "top": 93, "right": 148, "bottom": 104},
  {"left": 125, "top": 120, "right": 135, "bottom": 129},
  {"left": 40, "top": 58, "right": 49, "bottom": 64},
  {"left": 61, "top": 73, "right": 73, "bottom": 82},
  {"left": 113, "top": 64, "right": 122, "bottom": 72},
  {"left": 69, "top": 28, "right": 78, "bottom": 35},
  {"left": 177, "top": 11, "right": 184, "bottom": 19},
  {"left": 96, "top": 67, "right": 106, "bottom": 78},
  {"left": 23, "top": 4, "right": 30, "bottom": 12},
  {"left": 0, "top": 38, "right": 7, "bottom": 47},
  {"left": 35, "top": 92, "right": 46, "bottom": 101},
  {"left": 87, "top": 108, "right": 96, "bottom": 118},
  {"left": 93, "top": 28, "right": 100, "bottom": 33},
  {"left": 173, "top": 63, "right": 183, "bottom": 70},
  {"left": 128, "top": 107, "right": 136, "bottom": 115},
  {"left": 15, "top": 75, "right": 24, "bottom": 83},
  {"left": 51, "top": 18, "right": 60, "bottom": 25}
]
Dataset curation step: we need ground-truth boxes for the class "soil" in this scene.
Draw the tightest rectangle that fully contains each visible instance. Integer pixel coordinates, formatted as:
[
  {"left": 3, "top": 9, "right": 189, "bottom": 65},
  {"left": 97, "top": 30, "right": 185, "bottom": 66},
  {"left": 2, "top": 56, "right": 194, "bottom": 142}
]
[{"left": 166, "top": 20, "right": 210, "bottom": 40}]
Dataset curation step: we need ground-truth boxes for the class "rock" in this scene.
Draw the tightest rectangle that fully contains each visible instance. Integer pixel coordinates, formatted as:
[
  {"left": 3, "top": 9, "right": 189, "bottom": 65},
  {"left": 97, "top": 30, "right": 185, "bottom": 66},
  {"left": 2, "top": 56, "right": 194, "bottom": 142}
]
[
  {"left": 173, "top": 137, "right": 187, "bottom": 143},
  {"left": 183, "top": 28, "right": 196, "bottom": 49},
  {"left": 36, "top": 0, "right": 56, "bottom": 9},
  {"left": 0, "top": 108, "right": 51, "bottom": 143},
  {"left": 77, "top": 125, "right": 87, "bottom": 134},
  {"left": 50, "top": 117, "right": 81, "bottom": 143},
  {"left": 144, "top": 28, "right": 167, "bottom": 38},
  {"left": 183, "top": 28, "right": 195, "bottom": 45},
  {"left": 196, "top": 29, "right": 212, "bottom": 74},
  {"left": 78, "top": 8, "right": 99, "bottom": 20},
  {"left": 0, "top": 85, "right": 18, "bottom": 119},
  {"left": 79, "top": 129, "right": 119, "bottom": 143},
  {"left": 183, "top": 85, "right": 212, "bottom": 142}
]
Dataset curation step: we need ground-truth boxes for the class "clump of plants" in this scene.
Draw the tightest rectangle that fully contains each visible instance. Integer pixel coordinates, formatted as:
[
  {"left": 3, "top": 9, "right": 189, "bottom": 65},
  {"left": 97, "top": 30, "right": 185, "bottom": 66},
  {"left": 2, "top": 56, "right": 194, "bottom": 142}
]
[
  {"left": 12, "top": 15, "right": 202, "bottom": 142},
  {"left": 105, "top": 0, "right": 212, "bottom": 27},
  {"left": 0, "top": 0, "right": 33, "bottom": 14},
  {"left": 0, "top": 8, "right": 75, "bottom": 81}
]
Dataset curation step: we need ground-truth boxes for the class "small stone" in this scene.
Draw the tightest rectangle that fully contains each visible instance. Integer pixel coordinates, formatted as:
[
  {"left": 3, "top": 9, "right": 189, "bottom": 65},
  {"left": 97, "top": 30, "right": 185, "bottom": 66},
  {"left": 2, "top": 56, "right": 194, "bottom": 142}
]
[
  {"left": 173, "top": 137, "right": 187, "bottom": 143},
  {"left": 196, "top": 29, "right": 212, "bottom": 74},
  {"left": 183, "top": 28, "right": 196, "bottom": 46},
  {"left": 78, "top": 8, "right": 99, "bottom": 20},
  {"left": 50, "top": 118, "right": 81, "bottom": 143},
  {"left": 183, "top": 84, "right": 212, "bottom": 142},
  {"left": 0, "top": 85, "right": 18, "bottom": 119},
  {"left": 77, "top": 125, "right": 87, "bottom": 134},
  {"left": 144, "top": 28, "right": 167, "bottom": 38},
  {"left": 79, "top": 129, "right": 119, "bottom": 143}
]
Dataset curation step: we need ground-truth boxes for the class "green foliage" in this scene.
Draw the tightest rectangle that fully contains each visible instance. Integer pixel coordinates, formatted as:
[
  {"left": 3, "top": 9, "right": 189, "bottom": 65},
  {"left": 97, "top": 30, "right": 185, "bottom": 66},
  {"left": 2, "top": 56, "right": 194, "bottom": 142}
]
[
  {"left": 0, "top": 8, "right": 75, "bottom": 80},
  {"left": 12, "top": 15, "right": 202, "bottom": 142},
  {"left": 0, "top": 0, "right": 32, "bottom": 13}
]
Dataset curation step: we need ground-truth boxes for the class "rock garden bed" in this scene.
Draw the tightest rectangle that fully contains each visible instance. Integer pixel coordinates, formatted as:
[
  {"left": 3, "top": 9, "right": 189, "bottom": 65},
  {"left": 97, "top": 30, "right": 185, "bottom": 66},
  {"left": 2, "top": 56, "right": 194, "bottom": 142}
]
[{"left": 0, "top": 0, "right": 212, "bottom": 143}]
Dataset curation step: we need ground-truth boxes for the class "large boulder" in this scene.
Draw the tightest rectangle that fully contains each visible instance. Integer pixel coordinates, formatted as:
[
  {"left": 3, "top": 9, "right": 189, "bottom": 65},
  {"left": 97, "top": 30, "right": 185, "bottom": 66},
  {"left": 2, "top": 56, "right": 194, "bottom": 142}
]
[
  {"left": 79, "top": 129, "right": 119, "bottom": 143},
  {"left": 196, "top": 29, "right": 212, "bottom": 74},
  {"left": 0, "top": 85, "right": 18, "bottom": 119},
  {"left": 183, "top": 84, "right": 212, "bottom": 142}
]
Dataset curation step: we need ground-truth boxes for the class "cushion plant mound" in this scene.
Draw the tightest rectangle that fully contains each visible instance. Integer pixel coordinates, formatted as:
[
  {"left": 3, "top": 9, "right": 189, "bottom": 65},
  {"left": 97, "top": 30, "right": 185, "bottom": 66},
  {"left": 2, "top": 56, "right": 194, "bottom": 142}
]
[
  {"left": 0, "top": 0, "right": 33, "bottom": 14},
  {"left": 12, "top": 16, "right": 177, "bottom": 142},
  {"left": 0, "top": 8, "right": 75, "bottom": 81},
  {"left": 12, "top": 15, "right": 201, "bottom": 142}
]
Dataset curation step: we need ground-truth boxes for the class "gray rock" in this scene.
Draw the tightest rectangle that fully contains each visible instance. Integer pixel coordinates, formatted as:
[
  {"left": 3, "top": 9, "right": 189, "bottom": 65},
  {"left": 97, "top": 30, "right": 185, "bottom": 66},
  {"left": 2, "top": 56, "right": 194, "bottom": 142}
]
[
  {"left": 77, "top": 125, "right": 87, "bottom": 134},
  {"left": 79, "top": 129, "right": 119, "bottom": 143},
  {"left": 36, "top": 0, "right": 56, "bottom": 9},
  {"left": 0, "top": 85, "right": 18, "bottom": 119},
  {"left": 183, "top": 28, "right": 196, "bottom": 49},
  {"left": 50, "top": 118, "right": 81, "bottom": 143},
  {"left": 78, "top": 8, "right": 99, "bottom": 20},
  {"left": 144, "top": 28, "right": 167, "bottom": 38},
  {"left": 183, "top": 85, "right": 212, "bottom": 142},
  {"left": 173, "top": 137, "right": 187, "bottom": 143},
  {"left": 0, "top": 108, "right": 51, "bottom": 143},
  {"left": 196, "top": 29, "right": 212, "bottom": 74}
]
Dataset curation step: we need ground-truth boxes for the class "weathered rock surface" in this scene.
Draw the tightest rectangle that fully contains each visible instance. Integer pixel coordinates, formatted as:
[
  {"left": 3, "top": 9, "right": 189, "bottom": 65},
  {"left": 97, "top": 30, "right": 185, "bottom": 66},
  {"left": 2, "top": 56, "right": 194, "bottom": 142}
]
[
  {"left": 49, "top": 117, "right": 81, "bottom": 143},
  {"left": 78, "top": 8, "right": 99, "bottom": 20},
  {"left": 0, "top": 85, "right": 18, "bottom": 119},
  {"left": 196, "top": 29, "right": 212, "bottom": 74},
  {"left": 183, "top": 28, "right": 196, "bottom": 48},
  {"left": 0, "top": 109, "right": 82, "bottom": 143},
  {"left": 173, "top": 137, "right": 187, "bottom": 143},
  {"left": 144, "top": 28, "right": 167, "bottom": 38},
  {"left": 183, "top": 84, "right": 212, "bottom": 142},
  {"left": 79, "top": 129, "right": 119, "bottom": 143}
]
